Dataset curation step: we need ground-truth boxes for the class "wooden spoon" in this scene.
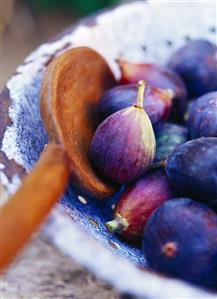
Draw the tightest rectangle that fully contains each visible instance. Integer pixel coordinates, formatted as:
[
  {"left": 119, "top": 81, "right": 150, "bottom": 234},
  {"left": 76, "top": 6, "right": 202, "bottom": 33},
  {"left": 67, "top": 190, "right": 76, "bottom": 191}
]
[
  {"left": 0, "top": 143, "right": 70, "bottom": 270},
  {"left": 0, "top": 47, "right": 117, "bottom": 270},
  {"left": 40, "top": 47, "right": 116, "bottom": 198}
]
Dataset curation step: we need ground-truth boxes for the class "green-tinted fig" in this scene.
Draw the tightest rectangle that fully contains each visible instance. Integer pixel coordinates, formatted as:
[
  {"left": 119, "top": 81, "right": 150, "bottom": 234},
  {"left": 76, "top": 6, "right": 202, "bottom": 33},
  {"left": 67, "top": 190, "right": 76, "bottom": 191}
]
[{"left": 155, "top": 123, "right": 188, "bottom": 162}]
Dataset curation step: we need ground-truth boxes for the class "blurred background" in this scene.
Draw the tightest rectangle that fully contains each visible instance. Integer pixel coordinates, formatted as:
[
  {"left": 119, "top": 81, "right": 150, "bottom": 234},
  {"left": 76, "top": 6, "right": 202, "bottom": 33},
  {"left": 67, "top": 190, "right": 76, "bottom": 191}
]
[{"left": 1, "top": 0, "right": 126, "bottom": 90}]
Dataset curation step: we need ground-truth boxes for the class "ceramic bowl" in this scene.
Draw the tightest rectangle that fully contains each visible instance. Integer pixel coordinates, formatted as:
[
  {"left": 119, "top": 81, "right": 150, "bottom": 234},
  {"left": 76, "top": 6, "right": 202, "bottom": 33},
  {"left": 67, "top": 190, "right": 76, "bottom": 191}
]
[{"left": 1, "top": 1, "right": 216, "bottom": 298}]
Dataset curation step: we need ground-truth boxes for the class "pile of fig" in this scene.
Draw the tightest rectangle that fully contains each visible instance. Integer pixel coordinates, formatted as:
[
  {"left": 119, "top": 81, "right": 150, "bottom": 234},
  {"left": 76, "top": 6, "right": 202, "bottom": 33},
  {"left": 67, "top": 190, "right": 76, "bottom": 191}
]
[{"left": 88, "top": 39, "right": 217, "bottom": 289}]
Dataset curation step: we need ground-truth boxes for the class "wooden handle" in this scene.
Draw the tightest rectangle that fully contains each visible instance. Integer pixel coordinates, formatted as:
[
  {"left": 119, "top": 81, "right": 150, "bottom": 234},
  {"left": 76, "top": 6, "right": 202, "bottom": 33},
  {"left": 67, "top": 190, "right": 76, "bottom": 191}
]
[{"left": 0, "top": 143, "right": 70, "bottom": 271}]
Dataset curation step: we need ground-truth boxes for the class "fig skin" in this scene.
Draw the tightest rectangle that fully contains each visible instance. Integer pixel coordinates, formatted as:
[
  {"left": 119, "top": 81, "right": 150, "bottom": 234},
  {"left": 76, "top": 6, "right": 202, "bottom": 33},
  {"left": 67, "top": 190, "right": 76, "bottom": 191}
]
[
  {"left": 168, "top": 39, "right": 217, "bottom": 98},
  {"left": 188, "top": 91, "right": 217, "bottom": 138},
  {"left": 90, "top": 81, "right": 156, "bottom": 184},
  {"left": 106, "top": 169, "right": 175, "bottom": 243},
  {"left": 97, "top": 84, "right": 173, "bottom": 130},
  {"left": 155, "top": 123, "right": 188, "bottom": 162},
  {"left": 165, "top": 137, "right": 217, "bottom": 207},
  {"left": 118, "top": 60, "right": 187, "bottom": 121},
  {"left": 142, "top": 198, "right": 217, "bottom": 288}
]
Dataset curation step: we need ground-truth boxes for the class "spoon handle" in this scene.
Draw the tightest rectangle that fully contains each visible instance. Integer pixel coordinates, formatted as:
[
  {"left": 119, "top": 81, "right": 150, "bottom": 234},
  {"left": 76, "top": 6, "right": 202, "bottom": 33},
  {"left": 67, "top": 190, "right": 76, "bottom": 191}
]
[{"left": 0, "top": 143, "right": 70, "bottom": 271}]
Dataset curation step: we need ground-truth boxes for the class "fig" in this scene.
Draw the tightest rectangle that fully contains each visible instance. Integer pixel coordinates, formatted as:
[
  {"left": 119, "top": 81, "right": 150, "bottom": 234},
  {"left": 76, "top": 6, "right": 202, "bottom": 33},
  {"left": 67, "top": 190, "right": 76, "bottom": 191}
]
[
  {"left": 188, "top": 91, "right": 217, "bottom": 138},
  {"left": 155, "top": 123, "right": 188, "bottom": 162},
  {"left": 97, "top": 84, "right": 173, "bottom": 130},
  {"left": 168, "top": 39, "right": 217, "bottom": 98},
  {"left": 105, "top": 169, "right": 175, "bottom": 242},
  {"left": 118, "top": 60, "right": 187, "bottom": 121},
  {"left": 142, "top": 198, "right": 217, "bottom": 288},
  {"left": 165, "top": 137, "right": 217, "bottom": 207},
  {"left": 90, "top": 81, "right": 156, "bottom": 184}
]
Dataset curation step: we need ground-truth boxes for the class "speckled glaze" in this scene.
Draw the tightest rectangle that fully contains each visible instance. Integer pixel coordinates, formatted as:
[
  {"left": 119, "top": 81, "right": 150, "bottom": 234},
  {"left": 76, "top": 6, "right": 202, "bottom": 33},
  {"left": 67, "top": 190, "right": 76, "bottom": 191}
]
[
  {"left": 155, "top": 123, "right": 189, "bottom": 162},
  {"left": 143, "top": 198, "right": 217, "bottom": 288},
  {"left": 97, "top": 84, "right": 172, "bottom": 130},
  {"left": 165, "top": 138, "right": 217, "bottom": 206},
  {"left": 1, "top": 1, "right": 217, "bottom": 298},
  {"left": 188, "top": 92, "right": 217, "bottom": 138},
  {"left": 90, "top": 105, "right": 156, "bottom": 184},
  {"left": 168, "top": 40, "right": 217, "bottom": 98},
  {"left": 107, "top": 169, "right": 175, "bottom": 242}
]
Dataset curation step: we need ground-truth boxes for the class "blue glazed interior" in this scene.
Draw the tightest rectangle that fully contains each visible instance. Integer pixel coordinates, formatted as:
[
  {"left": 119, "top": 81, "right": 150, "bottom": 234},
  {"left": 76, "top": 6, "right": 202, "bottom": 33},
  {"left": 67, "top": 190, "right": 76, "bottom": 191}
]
[{"left": 13, "top": 67, "right": 146, "bottom": 266}]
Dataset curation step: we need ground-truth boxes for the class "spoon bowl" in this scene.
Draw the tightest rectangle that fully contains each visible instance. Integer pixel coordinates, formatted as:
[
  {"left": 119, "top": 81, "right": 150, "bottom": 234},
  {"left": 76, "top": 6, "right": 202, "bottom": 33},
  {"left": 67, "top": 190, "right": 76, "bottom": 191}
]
[{"left": 40, "top": 47, "right": 117, "bottom": 198}]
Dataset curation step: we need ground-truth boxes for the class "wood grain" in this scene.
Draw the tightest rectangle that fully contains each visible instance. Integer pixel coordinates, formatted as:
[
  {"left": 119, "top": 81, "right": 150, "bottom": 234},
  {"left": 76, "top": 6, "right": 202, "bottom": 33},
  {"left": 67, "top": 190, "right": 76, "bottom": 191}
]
[{"left": 40, "top": 47, "right": 117, "bottom": 199}]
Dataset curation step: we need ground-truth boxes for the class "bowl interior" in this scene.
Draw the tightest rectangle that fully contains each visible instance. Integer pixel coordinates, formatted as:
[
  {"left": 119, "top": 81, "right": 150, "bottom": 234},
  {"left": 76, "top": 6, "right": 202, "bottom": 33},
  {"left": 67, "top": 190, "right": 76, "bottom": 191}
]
[{"left": 2, "top": 0, "right": 216, "bottom": 278}]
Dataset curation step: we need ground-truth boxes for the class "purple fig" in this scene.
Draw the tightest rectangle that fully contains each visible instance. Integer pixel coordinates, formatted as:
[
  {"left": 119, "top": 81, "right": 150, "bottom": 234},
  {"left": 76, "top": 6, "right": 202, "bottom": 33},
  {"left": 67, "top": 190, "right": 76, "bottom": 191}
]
[
  {"left": 168, "top": 39, "right": 217, "bottom": 98},
  {"left": 118, "top": 60, "right": 187, "bottom": 121},
  {"left": 105, "top": 169, "right": 175, "bottom": 242},
  {"left": 165, "top": 137, "right": 217, "bottom": 206},
  {"left": 97, "top": 84, "right": 173, "bottom": 130},
  {"left": 90, "top": 81, "right": 156, "bottom": 184},
  {"left": 143, "top": 198, "right": 217, "bottom": 288},
  {"left": 188, "top": 91, "right": 217, "bottom": 138}
]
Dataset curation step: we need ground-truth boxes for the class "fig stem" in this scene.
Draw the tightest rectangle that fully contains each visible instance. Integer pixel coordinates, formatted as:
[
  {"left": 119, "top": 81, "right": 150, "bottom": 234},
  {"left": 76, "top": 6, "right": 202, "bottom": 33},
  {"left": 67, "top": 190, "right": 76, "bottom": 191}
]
[
  {"left": 105, "top": 216, "right": 128, "bottom": 234},
  {"left": 136, "top": 80, "right": 146, "bottom": 108}
]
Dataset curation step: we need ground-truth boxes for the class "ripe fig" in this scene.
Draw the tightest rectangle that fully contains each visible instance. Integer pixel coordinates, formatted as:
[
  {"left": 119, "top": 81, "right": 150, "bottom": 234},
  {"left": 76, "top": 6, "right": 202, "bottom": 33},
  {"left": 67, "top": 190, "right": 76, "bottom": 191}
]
[
  {"left": 143, "top": 198, "right": 217, "bottom": 288},
  {"left": 90, "top": 81, "right": 156, "bottom": 184},
  {"left": 97, "top": 84, "right": 173, "bottom": 130},
  {"left": 118, "top": 60, "right": 187, "bottom": 121},
  {"left": 155, "top": 123, "right": 188, "bottom": 162},
  {"left": 168, "top": 39, "right": 217, "bottom": 98},
  {"left": 165, "top": 137, "right": 217, "bottom": 207},
  {"left": 105, "top": 169, "right": 175, "bottom": 242},
  {"left": 188, "top": 91, "right": 217, "bottom": 138}
]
